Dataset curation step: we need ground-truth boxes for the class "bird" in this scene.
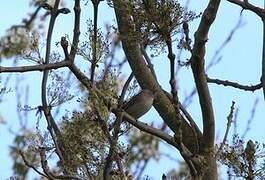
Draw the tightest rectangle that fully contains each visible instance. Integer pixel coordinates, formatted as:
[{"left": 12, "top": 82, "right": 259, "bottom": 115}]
[{"left": 122, "top": 89, "right": 154, "bottom": 119}]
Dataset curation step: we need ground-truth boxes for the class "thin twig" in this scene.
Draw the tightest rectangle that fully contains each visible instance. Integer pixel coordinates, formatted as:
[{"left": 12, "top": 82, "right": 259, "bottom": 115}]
[
  {"left": 69, "top": 0, "right": 81, "bottom": 61},
  {"left": 119, "top": 72, "right": 134, "bottom": 105},
  {"left": 141, "top": 48, "right": 158, "bottom": 82},
  {"left": 216, "top": 101, "right": 235, "bottom": 158},
  {"left": 166, "top": 35, "right": 178, "bottom": 105},
  {"left": 40, "top": 0, "right": 66, "bottom": 173}
]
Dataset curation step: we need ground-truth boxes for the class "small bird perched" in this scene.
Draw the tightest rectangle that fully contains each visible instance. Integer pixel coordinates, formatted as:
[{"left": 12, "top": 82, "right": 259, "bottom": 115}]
[{"left": 122, "top": 89, "right": 154, "bottom": 119}]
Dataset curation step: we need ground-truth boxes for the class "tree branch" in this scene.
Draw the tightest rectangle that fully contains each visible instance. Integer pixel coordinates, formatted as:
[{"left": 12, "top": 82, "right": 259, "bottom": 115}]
[
  {"left": 69, "top": 64, "right": 92, "bottom": 89},
  {"left": 207, "top": 76, "right": 262, "bottom": 92},
  {"left": 190, "top": 0, "right": 221, "bottom": 151},
  {"left": 0, "top": 61, "right": 70, "bottom": 73},
  {"left": 119, "top": 111, "right": 179, "bottom": 149},
  {"left": 40, "top": 0, "right": 66, "bottom": 173},
  {"left": 69, "top": 0, "right": 81, "bottom": 61},
  {"left": 141, "top": 48, "right": 158, "bottom": 82},
  {"left": 227, "top": 0, "right": 265, "bottom": 18}
]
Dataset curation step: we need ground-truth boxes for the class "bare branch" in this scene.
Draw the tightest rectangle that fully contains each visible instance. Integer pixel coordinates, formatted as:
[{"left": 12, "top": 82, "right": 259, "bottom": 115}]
[
  {"left": 69, "top": 64, "right": 92, "bottom": 89},
  {"left": 120, "top": 111, "right": 179, "bottom": 149},
  {"left": 216, "top": 101, "right": 235, "bottom": 158},
  {"left": 69, "top": 0, "right": 81, "bottom": 61},
  {"left": 207, "top": 76, "right": 262, "bottom": 92},
  {"left": 0, "top": 61, "right": 70, "bottom": 73},
  {"left": 227, "top": 0, "right": 265, "bottom": 18},
  {"left": 119, "top": 72, "right": 134, "bottom": 105},
  {"left": 40, "top": 0, "right": 66, "bottom": 173},
  {"left": 166, "top": 34, "right": 179, "bottom": 106},
  {"left": 141, "top": 48, "right": 158, "bottom": 82}
]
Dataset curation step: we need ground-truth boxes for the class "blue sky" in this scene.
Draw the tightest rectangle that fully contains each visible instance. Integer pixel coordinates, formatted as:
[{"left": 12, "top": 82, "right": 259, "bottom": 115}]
[{"left": 1, "top": 0, "right": 265, "bottom": 179}]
